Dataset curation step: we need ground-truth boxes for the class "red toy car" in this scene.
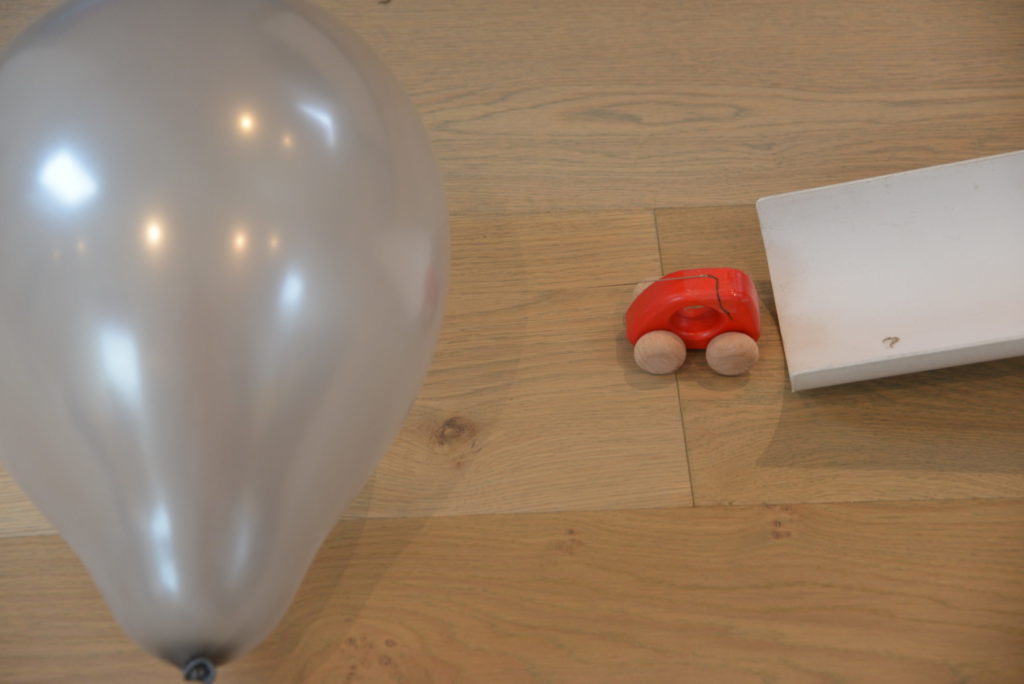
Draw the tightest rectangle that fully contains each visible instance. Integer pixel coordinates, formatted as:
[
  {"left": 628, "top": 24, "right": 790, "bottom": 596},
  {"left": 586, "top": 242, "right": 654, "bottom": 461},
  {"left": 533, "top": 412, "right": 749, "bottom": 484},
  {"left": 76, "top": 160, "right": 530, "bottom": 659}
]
[{"left": 626, "top": 267, "right": 761, "bottom": 375}]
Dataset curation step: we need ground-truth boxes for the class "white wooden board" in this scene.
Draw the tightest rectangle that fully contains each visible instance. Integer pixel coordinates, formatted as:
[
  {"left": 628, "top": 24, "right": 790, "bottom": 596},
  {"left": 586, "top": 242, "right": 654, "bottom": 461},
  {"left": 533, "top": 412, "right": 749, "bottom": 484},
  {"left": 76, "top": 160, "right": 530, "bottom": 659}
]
[{"left": 757, "top": 150, "right": 1024, "bottom": 391}]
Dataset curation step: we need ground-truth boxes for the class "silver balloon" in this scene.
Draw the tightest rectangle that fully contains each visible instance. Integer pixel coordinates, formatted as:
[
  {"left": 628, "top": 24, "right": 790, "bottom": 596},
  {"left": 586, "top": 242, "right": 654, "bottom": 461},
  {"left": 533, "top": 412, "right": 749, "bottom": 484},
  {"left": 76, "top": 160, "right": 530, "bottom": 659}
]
[{"left": 0, "top": 0, "right": 447, "bottom": 675}]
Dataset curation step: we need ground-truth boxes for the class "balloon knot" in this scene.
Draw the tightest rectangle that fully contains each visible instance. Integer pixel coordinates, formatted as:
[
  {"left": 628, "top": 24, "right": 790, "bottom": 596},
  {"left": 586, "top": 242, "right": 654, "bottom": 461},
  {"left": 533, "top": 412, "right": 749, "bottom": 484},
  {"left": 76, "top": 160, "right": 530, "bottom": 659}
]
[{"left": 183, "top": 657, "right": 216, "bottom": 684}]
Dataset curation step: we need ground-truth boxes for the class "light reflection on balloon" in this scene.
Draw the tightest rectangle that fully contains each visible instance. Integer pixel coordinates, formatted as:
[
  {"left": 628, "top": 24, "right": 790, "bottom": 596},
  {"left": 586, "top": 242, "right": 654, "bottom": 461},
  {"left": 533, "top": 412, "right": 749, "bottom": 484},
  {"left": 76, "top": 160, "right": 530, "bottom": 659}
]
[
  {"left": 278, "top": 271, "right": 305, "bottom": 313},
  {"left": 98, "top": 326, "right": 142, "bottom": 406},
  {"left": 231, "top": 229, "right": 249, "bottom": 254},
  {"left": 38, "top": 150, "right": 97, "bottom": 207},
  {"left": 149, "top": 505, "right": 182, "bottom": 597},
  {"left": 297, "top": 103, "right": 336, "bottom": 148},
  {"left": 236, "top": 111, "right": 256, "bottom": 135},
  {"left": 144, "top": 219, "right": 165, "bottom": 250}
]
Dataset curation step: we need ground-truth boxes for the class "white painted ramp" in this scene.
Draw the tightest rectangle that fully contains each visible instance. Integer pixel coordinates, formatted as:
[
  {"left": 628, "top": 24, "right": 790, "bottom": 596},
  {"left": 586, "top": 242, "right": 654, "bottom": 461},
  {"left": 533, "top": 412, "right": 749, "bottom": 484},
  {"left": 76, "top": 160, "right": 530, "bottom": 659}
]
[{"left": 757, "top": 150, "right": 1024, "bottom": 391}]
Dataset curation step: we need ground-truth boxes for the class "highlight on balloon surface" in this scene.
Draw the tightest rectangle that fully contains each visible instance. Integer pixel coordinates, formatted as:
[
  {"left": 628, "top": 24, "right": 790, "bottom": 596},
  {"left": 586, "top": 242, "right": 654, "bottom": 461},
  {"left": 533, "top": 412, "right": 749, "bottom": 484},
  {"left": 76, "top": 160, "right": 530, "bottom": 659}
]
[{"left": 0, "top": 0, "right": 448, "bottom": 679}]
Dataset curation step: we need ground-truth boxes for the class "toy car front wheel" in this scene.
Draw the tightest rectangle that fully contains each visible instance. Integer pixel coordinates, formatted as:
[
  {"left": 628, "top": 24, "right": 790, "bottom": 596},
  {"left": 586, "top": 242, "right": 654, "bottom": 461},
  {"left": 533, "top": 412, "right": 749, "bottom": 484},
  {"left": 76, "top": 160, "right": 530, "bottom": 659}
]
[{"left": 706, "top": 332, "right": 759, "bottom": 376}]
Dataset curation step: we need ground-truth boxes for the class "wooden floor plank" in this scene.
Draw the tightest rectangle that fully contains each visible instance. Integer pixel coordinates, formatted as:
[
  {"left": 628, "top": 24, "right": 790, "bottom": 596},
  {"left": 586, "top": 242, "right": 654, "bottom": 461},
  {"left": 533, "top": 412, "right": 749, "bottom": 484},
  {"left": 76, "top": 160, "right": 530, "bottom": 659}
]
[
  {"left": 1, "top": 211, "right": 688, "bottom": 536},
  {"left": 656, "top": 205, "right": 1024, "bottom": 506},
  {"left": 1, "top": 2, "right": 1022, "bottom": 681},
  {"left": 341, "top": 211, "right": 690, "bottom": 518},
  {"left": 351, "top": 287, "right": 691, "bottom": 519},
  {"left": 3, "top": 500, "right": 1023, "bottom": 682},
  {"left": 5, "top": 1, "right": 1023, "bottom": 214},
  {"left": 354, "top": 0, "right": 1024, "bottom": 214}
]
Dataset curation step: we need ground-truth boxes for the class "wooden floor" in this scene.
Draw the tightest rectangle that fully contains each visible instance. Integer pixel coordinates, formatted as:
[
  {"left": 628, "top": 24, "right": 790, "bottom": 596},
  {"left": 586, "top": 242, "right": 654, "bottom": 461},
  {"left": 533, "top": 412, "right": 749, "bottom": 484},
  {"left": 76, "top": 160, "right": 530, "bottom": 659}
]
[{"left": 2, "top": 1, "right": 1024, "bottom": 681}]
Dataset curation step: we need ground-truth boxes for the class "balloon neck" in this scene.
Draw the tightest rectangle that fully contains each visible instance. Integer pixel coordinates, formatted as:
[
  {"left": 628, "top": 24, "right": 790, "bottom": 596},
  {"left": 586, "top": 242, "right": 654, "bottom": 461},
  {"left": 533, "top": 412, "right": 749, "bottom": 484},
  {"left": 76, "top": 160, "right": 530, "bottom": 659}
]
[{"left": 182, "top": 657, "right": 216, "bottom": 683}]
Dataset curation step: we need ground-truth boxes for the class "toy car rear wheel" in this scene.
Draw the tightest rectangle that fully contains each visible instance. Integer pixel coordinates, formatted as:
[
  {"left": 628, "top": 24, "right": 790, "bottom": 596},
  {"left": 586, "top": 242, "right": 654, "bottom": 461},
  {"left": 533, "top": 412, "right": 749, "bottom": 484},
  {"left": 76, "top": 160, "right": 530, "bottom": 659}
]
[{"left": 633, "top": 330, "right": 687, "bottom": 375}]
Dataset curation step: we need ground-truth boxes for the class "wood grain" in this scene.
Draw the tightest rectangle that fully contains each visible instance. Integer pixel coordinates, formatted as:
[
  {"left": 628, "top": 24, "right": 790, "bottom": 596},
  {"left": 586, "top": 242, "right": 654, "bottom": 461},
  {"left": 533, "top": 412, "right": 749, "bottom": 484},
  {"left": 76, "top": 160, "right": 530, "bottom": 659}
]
[
  {"left": 1, "top": 2, "right": 1023, "bottom": 682},
  {"left": 352, "top": 0, "right": 1024, "bottom": 214},
  {"left": 0, "top": 211, "right": 688, "bottom": 536},
  {"left": 350, "top": 211, "right": 689, "bottom": 518},
  {"left": 3, "top": 499, "right": 1023, "bottom": 682},
  {"left": 657, "top": 205, "right": 1024, "bottom": 506},
  {"left": 6, "top": 1, "right": 1022, "bottom": 215}
]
